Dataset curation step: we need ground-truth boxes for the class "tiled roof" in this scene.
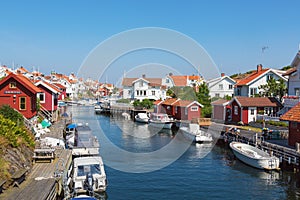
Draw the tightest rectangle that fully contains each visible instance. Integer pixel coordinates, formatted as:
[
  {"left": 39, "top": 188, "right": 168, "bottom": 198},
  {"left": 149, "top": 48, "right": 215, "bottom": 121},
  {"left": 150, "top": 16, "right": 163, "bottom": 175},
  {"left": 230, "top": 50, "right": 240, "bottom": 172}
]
[
  {"left": 188, "top": 75, "right": 201, "bottom": 80},
  {"left": 170, "top": 75, "right": 187, "bottom": 86},
  {"left": 122, "top": 78, "right": 162, "bottom": 86},
  {"left": 173, "top": 99, "right": 203, "bottom": 107},
  {"left": 16, "top": 66, "right": 30, "bottom": 74},
  {"left": 283, "top": 67, "right": 297, "bottom": 76},
  {"left": 236, "top": 69, "right": 269, "bottom": 86},
  {"left": 280, "top": 102, "right": 300, "bottom": 122},
  {"left": 153, "top": 100, "right": 162, "bottom": 105},
  {"left": 0, "top": 73, "right": 42, "bottom": 93},
  {"left": 161, "top": 98, "right": 180, "bottom": 105},
  {"left": 36, "top": 81, "right": 60, "bottom": 93},
  {"left": 234, "top": 96, "right": 282, "bottom": 107},
  {"left": 211, "top": 99, "right": 230, "bottom": 105},
  {"left": 53, "top": 83, "right": 66, "bottom": 89}
]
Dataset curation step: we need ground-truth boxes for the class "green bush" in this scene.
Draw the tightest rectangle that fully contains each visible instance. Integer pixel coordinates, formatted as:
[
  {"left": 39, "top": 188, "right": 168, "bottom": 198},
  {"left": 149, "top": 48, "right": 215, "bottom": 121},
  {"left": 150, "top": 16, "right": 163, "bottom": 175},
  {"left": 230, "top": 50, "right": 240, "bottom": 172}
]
[
  {"left": 116, "top": 99, "right": 130, "bottom": 104},
  {"left": 0, "top": 105, "right": 24, "bottom": 126}
]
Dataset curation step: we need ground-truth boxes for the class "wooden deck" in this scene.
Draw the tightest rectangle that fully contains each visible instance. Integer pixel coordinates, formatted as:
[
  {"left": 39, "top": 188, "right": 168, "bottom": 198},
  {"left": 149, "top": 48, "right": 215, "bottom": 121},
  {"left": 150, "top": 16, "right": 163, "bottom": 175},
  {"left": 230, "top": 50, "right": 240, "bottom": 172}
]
[{"left": 0, "top": 149, "right": 72, "bottom": 200}]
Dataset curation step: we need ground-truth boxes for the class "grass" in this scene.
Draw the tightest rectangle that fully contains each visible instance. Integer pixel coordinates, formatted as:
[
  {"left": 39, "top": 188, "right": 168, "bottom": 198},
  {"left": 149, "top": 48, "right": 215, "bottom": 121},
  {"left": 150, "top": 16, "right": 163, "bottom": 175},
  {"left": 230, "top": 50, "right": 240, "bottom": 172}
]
[{"left": 239, "top": 126, "right": 262, "bottom": 133}]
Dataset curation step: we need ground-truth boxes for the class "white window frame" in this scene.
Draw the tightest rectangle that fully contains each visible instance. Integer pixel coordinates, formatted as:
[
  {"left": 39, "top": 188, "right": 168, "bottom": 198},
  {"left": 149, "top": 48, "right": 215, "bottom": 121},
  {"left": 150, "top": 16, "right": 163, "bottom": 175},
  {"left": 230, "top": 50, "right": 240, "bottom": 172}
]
[
  {"left": 234, "top": 106, "right": 238, "bottom": 115},
  {"left": 191, "top": 106, "right": 198, "bottom": 111},
  {"left": 39, "top": 93, "right": 45, "bottom": 103}
]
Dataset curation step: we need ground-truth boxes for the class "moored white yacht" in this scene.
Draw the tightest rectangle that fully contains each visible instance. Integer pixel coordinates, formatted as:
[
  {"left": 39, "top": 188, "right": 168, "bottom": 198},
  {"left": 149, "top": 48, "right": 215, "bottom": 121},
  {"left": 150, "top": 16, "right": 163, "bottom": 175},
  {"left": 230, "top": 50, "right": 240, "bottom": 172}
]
[
  {"left": 134, "top": 113, "right": 149, "bottom": 123},
  {"left": 148, "top": 113, "right": 174, "bottom": 129}
]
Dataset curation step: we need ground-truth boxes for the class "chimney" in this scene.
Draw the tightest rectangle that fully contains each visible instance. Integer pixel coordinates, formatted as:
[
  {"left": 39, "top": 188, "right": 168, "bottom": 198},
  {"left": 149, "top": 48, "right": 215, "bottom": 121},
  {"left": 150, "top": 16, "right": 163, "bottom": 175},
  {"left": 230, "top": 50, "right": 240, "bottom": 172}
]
[
  {"left": 257, "top": 64, "right": 263, "bottom": 72},
  {"left": 169, "top": 72, "right": 173, "bottom": 76},
  {"left": 221, "top": 73, "right": 225, "bottom": 77},
  {"left": 142, "top": 74, "right": 146, "bottom": 78}
]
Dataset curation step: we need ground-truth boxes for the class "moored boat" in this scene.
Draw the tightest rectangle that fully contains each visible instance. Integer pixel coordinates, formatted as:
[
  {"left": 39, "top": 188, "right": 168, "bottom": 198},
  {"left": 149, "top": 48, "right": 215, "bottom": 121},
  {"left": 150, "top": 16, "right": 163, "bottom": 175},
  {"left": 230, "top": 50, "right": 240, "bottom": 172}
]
[
  {"left": 94, "top": 104, "right": 103, "bottom": 114},
  {"left": 69, "top": 156, "right": 107, "bottom": 194},
  {"left": 148, "top": 113, "right": 174, "bottom": 129},
  {"left": 134, "top": 113, "right": 149, "bottom": 123},
  {"left": 230, "top": 141, "right": 280, "bottom": 170},
  {"left": 180, "top": 124, "right": 213, "bottom": 143}
]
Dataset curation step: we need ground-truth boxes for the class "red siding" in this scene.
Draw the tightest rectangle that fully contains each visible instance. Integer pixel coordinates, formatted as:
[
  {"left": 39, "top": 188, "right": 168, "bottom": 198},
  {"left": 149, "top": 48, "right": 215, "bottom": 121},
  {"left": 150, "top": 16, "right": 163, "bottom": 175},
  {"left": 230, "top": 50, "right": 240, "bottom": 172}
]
[
  {"left": 0, "top": 77, "right": 37, "bottom": 119},
  {"left": 38, "top": 85, "right": 58, "bottom": 111},
  {"left": 288, "top": 122, "right": 300, "bottom": 146},
  {"left": 231, "top": 100, "right": 241, "bottom": 123},
  {"left": 173, "top": 103, "right": 201, "bottom": 120}
]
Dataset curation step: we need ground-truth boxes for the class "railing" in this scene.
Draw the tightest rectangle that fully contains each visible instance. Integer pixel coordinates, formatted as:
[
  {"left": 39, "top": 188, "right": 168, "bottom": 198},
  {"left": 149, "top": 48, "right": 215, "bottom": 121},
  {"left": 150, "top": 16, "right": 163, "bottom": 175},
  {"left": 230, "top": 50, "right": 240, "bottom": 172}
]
[
  {"left": 256, "top": 114, "right": 280, "bottom": 122},
  {"left": 39, "top": 105, "right": 53, "bottom": 122}
]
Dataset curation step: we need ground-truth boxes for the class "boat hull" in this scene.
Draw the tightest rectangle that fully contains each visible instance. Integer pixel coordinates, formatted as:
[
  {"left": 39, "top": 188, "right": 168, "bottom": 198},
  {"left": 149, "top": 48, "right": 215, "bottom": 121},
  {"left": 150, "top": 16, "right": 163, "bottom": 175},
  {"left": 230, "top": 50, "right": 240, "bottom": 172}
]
[
  {"left": 180, "top": 127, "right": 213, "bottom": 143},
  {"left": 149, "top": 121, "right": 173, "bottom": 129},
  {"left": 230, "top": 142, "right": 280, "bottom": 170},
  {"left": 135, "top": 117, "right": 149, "bottom": 123}
]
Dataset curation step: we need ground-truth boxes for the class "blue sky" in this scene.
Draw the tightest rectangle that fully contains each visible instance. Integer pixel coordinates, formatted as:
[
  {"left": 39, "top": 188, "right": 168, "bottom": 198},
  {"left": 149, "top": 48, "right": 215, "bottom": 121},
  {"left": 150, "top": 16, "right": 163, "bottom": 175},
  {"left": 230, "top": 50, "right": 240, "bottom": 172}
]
[{"left": 0, "top": 0, "right": 299, "bottom": 83}]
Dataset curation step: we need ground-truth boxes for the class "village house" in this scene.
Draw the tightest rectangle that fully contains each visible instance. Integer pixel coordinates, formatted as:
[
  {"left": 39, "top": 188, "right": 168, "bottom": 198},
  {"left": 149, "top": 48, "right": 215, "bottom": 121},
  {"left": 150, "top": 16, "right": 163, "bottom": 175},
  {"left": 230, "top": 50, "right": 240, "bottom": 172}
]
[
  {"left": 122, "top": 75, "right": 167, "bottom": 101},
  {"left": 0, "top": 73, "right": 42, "bottom": 119},
  {"left": 163, "top": 74, "right": 204, "bottom": 90},
  {"left": 234, "top": 64, "right": 287, "bottom": 97},
  {"left": 153, "top": 98, "right": 203, "bottom": 121},
  {"left": 279, "top": 51, "right": 300, "bottom": 115},
  {"left": 207, "top": 73, "right": 236, "bottom": 98},
  {"left": 52, "top": 83, "right": 67, "bottom": 100},
  {"left": 35, "top": 80, "right": 60, "bottom": 122},
  {"left": 280, "top": 102, "right": 300, "bottom": 146},
  {"left": 229, "top": 96, "right": 282, "bottom": 125}
]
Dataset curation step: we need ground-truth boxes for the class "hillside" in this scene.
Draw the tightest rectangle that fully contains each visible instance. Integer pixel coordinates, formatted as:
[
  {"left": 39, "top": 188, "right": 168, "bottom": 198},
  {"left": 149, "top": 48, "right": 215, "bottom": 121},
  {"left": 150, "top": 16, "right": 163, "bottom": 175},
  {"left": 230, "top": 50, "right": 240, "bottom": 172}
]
[{"left": 0, "top": 106, "right": 35, "bottom": 188}]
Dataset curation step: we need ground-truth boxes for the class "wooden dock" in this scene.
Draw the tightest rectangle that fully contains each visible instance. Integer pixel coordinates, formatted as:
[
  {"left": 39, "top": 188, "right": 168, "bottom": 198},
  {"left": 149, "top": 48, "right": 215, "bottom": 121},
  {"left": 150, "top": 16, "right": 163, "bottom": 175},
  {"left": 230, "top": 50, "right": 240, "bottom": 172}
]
[{"left": 0, "top": 149, "right": 72, "bottom": 200}]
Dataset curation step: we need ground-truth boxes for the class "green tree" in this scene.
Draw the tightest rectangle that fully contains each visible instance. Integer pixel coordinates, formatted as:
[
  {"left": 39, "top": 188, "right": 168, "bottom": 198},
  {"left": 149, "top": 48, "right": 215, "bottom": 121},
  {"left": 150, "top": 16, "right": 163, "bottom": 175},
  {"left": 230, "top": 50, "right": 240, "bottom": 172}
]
[
  {"left": 167, "top": 86, "right": 197, "bottom": 101},
  {"left": 281, "top": 65, "right": 292, "bottom": 71},
  {"left": 259, "top": 77, "right": 287, "bottom": 101},
  {"left": 133, "top": 99, "right": 153, "bottom": 109},
  {"left": 196, "top": 83, "right": 212, "bottom": 117}
]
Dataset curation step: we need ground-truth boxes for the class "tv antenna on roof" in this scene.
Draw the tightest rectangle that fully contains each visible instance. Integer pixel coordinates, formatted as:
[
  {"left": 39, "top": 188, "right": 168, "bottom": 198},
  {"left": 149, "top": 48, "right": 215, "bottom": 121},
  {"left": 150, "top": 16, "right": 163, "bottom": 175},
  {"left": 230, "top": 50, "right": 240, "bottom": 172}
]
[{"left": 262, "top": 46, "right": 268, "bottom": 53}]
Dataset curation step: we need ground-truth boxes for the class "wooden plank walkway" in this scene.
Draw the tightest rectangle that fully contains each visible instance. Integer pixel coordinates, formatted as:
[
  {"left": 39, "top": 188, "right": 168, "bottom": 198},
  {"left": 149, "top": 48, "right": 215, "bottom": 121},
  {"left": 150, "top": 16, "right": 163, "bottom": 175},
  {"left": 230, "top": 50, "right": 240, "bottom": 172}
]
[{"left": 0, "top": 149, "right": 72, "bottom": 200}]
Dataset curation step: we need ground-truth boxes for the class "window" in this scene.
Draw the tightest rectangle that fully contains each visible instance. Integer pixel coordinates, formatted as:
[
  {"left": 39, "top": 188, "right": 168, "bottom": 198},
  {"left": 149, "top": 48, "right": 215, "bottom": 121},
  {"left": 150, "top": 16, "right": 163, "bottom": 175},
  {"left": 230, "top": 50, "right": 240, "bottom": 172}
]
[
  {"left": 219, "top": 84, "right": 223, "bottom": 90},
  {"left": 175, "top": 106, "right": 178, "bottom": 114},
  {"left": 9, "top": 82, "right": 16, "bottom": 88},
  {"left": 236, "top": 88, "right": 241, "bottom": 96},
  {"left": 139, "top": 81, "right": 143, "bottom": 87},
  {"left": 136, "top": 90, "right": 139, "bottom": 96},
  {"left": 291, "top": 121, "right": 297, "bottom": 128},
  {"left": 184, "top": 108, "right": 188, "bottom": 115},
  {"left": 167, "top": 106, "right": 171, "bottom": 110},
  {"left": 215, "top": 93, "right": 220, "bottom": 98},
  {"left": 152, "top": 91, "right": 155, "bottom": 95},
  {"left": 229, "top": 85, "right": 233, "bottom": 90},
  {"left": 250, "top": 109, "right": 254, "bottom": 115},
  {"left": 295, "top": 88, "right": 300, "bottom": 96},
  {"left": 250, "top": 88, "right": 257, "bottom": 96},
  {"left": 234, "top": 106, "right": 238, "bottom": 115},
  {"left": 19, "top": 97, "right": 26, "bottom": 110},
  {"left": 128, "top": 90, "right": 131, "bottom": 95},
  {"left": 144, "top": 90, "right": 146, "bottom": 96},
  {"left": 267, "top": 74, "right": 273, "bottom": 81},
  {"left": 166, "top": 79, "right": 170, "bottom": 83},
  {"left": 39, "top": 93, "right": 45, "bottom": 103},
  {"left": 191, "top": 106, "right": 198, "bottom": 111}
]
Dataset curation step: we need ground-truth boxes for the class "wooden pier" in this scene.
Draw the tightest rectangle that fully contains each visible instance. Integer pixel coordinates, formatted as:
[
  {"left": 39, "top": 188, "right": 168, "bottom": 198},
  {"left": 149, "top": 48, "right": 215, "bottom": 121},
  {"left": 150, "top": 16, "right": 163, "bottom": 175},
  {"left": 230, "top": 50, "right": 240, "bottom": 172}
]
[{"left": 1, "top": 149, "right": 72, "bottom": 200}]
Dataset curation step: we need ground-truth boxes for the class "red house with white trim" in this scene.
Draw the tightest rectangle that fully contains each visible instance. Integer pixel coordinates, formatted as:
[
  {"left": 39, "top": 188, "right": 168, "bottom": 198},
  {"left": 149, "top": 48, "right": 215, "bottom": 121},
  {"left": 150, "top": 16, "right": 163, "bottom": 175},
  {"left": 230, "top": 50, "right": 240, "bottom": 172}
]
[
  {"left": 0, "top": 73, "right": 42, "bottom": 119},
  {"left": 53, "top": 83, "right": 67, "bottom": 100},
  {"left": 173, "top": 100, "right": 203, "bottom": 120},
  {"left": 153, "top": 98, "right": 203, "bottom": 121},
  {"left": 35, "top": 80, "right": 60, "bottom": 112},
  {"left": 280, "top": 102, "right": 300, "bottom": 146},
  {"left": 230, "top": 96, "right": 282, "bottom": 125}
]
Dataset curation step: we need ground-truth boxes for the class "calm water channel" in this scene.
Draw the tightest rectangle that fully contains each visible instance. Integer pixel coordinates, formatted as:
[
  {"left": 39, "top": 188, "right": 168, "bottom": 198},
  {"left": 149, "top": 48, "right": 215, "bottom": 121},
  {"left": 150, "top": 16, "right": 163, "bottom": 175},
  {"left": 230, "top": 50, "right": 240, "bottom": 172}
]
[{"left": 70, "top": 106, "right": 300, "bottom": 200}]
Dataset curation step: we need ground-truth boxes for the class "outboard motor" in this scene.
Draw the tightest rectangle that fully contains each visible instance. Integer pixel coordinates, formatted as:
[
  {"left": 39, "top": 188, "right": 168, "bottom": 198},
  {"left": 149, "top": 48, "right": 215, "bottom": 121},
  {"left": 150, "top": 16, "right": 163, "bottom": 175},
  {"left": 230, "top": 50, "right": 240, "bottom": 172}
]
[{"left": 84, "top": 173, "right": 94, "bottom": 195}]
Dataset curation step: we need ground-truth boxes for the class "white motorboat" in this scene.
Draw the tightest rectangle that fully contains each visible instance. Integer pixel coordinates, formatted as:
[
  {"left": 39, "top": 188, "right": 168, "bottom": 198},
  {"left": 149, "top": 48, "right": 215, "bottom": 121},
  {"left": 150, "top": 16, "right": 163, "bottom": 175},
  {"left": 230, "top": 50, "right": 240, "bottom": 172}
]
[
  {"left": 70, "top": 156, "right": 107, "bottom": 194},
  {"left": 180, "top": 124, "right": 213, "bottom": 143},
  {"left": 94, "top": 105, "right": 103, "bottom": 114},
  {"left": 70, "top": 123, "right": 100, "bottom": 157},
  {"left": 148, "top": 113, "right": 174, "bottom": 129},
  {"left": 135, "top": 113, "right": 149, "bottom": 123},
  {"left": 230, "top": 142, "right": 280, "bottom": 170}
]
